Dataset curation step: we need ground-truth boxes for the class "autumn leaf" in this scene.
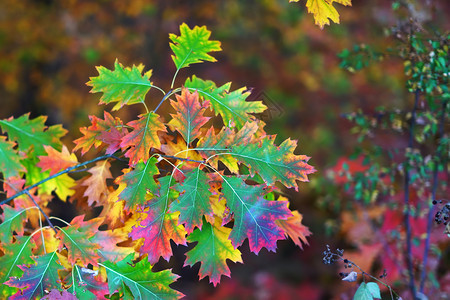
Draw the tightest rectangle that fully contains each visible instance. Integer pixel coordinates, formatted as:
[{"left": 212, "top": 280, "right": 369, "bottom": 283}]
[
  {"left": 57, "top": 225, "right": 101, "bottom": 266},
  {"left": 37, "top": 145, "right": 78, "bottom": 176},
  {"left": 185, "top": 218, "right": 242, "bottom": 286},
  {"left": 290, "top": 0, "right": 352, "bottom": 29},
  {"left": 171, "top": 168, "right": 214, "bottom": 233},
  {"left": 42, "top": 289, "right": 78, "bottom": 300},
  {"left": 130, "top": 176, "right": 186, "bottom": 264},
  {"left": 92, "top": 229, "right": 134, "bottom": 263},
  {"left": 100, "top": 254, "right": 183, "bottom": 299},
  {"left": 65, "top": 265, "right": 106, "bottom": 299},
  {"left": 0, "top": 236, "right": 35, "bottom": 298},
  {"left": 0, "top": 205, "right": 27, "bottom": 244},
  {"left": 120, "top": 112, "right": 166, "bottom": 166},
  {"left": 5, "top": 251, "right": 63, "bottom": 300},
  {"left": 118, "top": 158, "right": 159, "bottom": 210},
  {"left": 197, "top": 122, "right": 259, "bottom": 173},
  {"left": 87, "top": 59, "right": 153, "bottom": 111},
  {"left": 231, "top": 137, "right": 316, "bottom": 191},
  {"left": 185, "top": 76, "right": 266, "bottom": 129},
  {"left": 168, "top": 88, "right": 210, "bottom": 147},
  {"left": 82, "top": 160, "right": 113, "bottom": 206},
  {"left": 73, "top": 112, "right": 124, "bottom": 155},
  {"left": 0, "top": 137, "right": 25, "bottom": 178},
  {"left": 0, "top": 113, "right": 66, "bottom": 155},
  {"left": 275, "top": 209, "right": 311, "bottom": 249},
  {"left": 222, "top": 176, "right": 292, "bottom": 253},
  {"left": 169, "top": 23, "right": 221, "bottom": 70}
]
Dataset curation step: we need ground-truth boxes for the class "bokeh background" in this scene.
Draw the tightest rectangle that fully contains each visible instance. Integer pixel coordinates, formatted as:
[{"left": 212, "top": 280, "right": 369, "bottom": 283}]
[{"left": 0, "top": 0, "right": 448, "bottom": 299}]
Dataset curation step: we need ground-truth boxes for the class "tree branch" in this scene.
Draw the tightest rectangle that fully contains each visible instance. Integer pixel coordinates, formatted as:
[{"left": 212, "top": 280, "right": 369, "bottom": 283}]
[
  {"left": 0, "top": 154, "right": 123, "bottom": 206},
  {"left": 404, "top": 89, "right": 419, "bottom": 300},
  {"left": 419, "top": 100, "right": 447, "bottom": 293},
  {"left": 24, "top": 190, "right": 57, "bottom": 234}
]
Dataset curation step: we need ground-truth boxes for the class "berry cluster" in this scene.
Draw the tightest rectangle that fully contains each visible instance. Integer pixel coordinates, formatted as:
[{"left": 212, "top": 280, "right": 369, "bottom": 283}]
[
  {"left": 322, "top": 245, "right": 344, "bottom": 265},
  {"left": 434, "top": 201, "right": 449, "bottom": 226}
]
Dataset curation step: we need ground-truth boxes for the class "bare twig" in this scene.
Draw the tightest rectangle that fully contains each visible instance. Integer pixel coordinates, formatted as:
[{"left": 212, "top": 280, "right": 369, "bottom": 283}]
[{"left": 24, "top": 190, "right": 57, "bottom": 234}]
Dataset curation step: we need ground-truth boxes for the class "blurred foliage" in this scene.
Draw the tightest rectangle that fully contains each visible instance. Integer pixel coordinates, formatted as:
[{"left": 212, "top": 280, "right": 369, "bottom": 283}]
[{"left": 0, "top": 0, "right": 449, "bottom": 298}]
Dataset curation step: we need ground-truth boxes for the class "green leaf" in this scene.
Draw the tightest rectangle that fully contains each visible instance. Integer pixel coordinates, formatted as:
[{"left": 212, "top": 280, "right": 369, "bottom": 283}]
[
  {"left": 101, "top": 254, "right": 183, "bottom": 299},
  {"left": 171, "top": 168, "right": 213, "bottom": 233},
  {"left": 119, "top": 158, "right": 159, "bottom": 210},
  {"left": 0, "top": 236, "right": 35, "bottom": 298},
  {"left": 65, "top": 265, "right": 101, "bottom": 299},
  {"left": 5, "top": 251, "right": 63, "bottom": 300},
  {"left": 231, "top": 137, "right": 316, "bottom": 191},
  {"left": 87, "top": 59, "right": 152, "bottom": 111},
  {"left": 169, "top": 23, "right": 221, "bottom": 70},
  {"left": 185, "top": 218, "right": 242, "bottom": 286},
  {"left": 0, "top": 206, "right": 27, "bottom": 244},
  {"left": 0, "top": 137, "right": 24, "bottom": 178},
  {"left": 0, "top": 114, "right": 66, "bottom": 156},
  {"left": 185, "top": 76, "right": 266, "bottom": 129},
  {"left": 57, "top": 225, "right": 101, "bottom": 266},
  {"left": 353, "top": 282, "right": 381, "bottom": 300}
]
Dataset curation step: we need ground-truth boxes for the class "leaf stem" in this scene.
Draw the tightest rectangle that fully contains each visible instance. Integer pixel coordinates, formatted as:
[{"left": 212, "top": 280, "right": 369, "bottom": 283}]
[{"left": 0, "top": 154, "right": 123, "bottom": 206}]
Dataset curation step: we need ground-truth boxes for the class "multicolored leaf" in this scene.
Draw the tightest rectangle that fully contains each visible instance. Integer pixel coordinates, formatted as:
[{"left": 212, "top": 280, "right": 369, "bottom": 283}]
[
  {"left": 168, "top": 88, "right": 210, "bottom": 146},
  {"left": 0, "top": 113, "right": 66, "bottom": 155},
  {"left": 0, "top": 236, "right": 35, "bottom": 298},
  {"left": 130, "top": 176, "right": 186, "bottom": 264},
  {"left": 275, "top": 209, "right": 311, "bottom": 249},
  {"left": 0, "top": 137, "right": 24, "bottom": 178},
  {"left": 120, "top": 112, "right": 166, "bottom": 166},
  {"left": 231, "top": 137, "right": 316, "bottom": 191},
  {"left": 185, "top": 76, "right": 266, "bottom": 129},
  {"left": 171, "top": 168, "right": 213, "bottom": 233},
  {"left": 87, "top": 59, "right": 152, "bottom": 111},
  {"left": 118, "top": 158, "right": 159, "bottom": 210},
  {"left": 37, "top": 145, "right": 78, "bottom": 175},
  {"left": 73, "top": 112, "right": 124, "bottom": 155},
  {"left": 56, "top": 224, "right": 101, "bottom": 266},
  {"left": 222, "top": 176, "right": 292, "bottom": 253},
  {"left": 65, "top": 265, "right": 106, "bottom": 299},
  {"left": 169, "top": 23, "right": 221, "bottom": 70},
  {"left": 185, "top": 218, "right": 242, "bottom": 286},
  {"left": 101, "top": 254, "right": 183, "bottom": 299},
  {"left": 5, "top": 251, "right": 63, "bottom": 300}
]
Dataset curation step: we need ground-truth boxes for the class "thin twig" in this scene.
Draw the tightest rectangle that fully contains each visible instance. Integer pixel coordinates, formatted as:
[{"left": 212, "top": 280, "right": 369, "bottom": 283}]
[
  {"left": 419, "top": 100, "right": 447, "bottom": 293},
  {"left": 404, "top": 89, "right": 419, "bottom": 300},
  {"left": 23, "top": 190, "right": 57, "bottom": 233},
  {"left": 153, "top": 89, "right": 174, "bottom": 113},
  {"left": 0, "top": 154, "right": 123, "bottom": 206},
  {"left": 159, "top": 154, "right": 204, "bottom": 164}
]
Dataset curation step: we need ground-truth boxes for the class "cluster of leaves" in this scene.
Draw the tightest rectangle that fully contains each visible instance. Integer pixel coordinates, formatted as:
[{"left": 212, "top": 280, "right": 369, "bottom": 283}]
[
  {"left": 324, "top": 11, "right": 449, "bottom": 300},
  {"left": 0, "top": 23, "right": 315, "bottom": 299}
]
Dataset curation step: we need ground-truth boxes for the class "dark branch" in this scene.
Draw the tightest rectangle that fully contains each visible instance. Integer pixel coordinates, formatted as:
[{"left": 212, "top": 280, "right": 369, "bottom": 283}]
[
  {"left": 404, "top": 89, "right": 419, "bottom": 300},
  {"left": 0, "top": 154, "right": 122, "bottom": 206},
  {"left": 420, "top": 100, "right": 447, "bottom": 293}
]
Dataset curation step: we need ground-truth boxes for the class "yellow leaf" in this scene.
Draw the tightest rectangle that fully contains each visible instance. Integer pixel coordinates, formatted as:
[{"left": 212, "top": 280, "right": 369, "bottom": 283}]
[{"left": 290, "top": 0, "right": 351, "bottom": 29}]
